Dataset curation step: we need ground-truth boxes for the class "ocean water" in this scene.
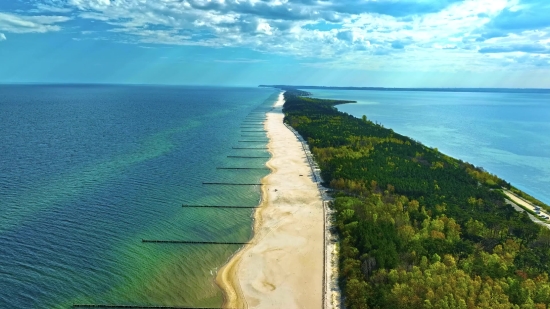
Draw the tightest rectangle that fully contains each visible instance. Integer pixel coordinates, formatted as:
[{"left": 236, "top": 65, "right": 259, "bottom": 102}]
[
  {"left": 0, "top": 85, "right": 278, "bottom": 308},
  {"left": 307, "top": 89, "right": 550, "bottom": 205}
]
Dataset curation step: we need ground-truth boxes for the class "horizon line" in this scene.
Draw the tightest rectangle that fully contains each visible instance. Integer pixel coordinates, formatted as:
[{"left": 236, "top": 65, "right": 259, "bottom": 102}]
[{"left": 1, "top": 82, "right": 550, "bottom": 91}]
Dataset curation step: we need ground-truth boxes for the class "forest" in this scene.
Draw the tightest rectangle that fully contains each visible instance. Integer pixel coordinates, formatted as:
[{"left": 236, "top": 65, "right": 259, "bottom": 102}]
[{"left": 282, "top": 88, "right": 550, "bottom": 309}]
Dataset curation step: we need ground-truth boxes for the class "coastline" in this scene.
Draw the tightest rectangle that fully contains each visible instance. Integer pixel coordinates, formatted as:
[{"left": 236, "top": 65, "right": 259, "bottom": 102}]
[{"left": 216, "top": 92, "right": 325, "bottom": 308}]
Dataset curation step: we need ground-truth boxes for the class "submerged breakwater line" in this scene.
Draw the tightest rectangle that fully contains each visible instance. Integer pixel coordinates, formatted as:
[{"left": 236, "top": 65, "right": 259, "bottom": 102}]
[{"left": 0, "top": 85, "right": 278, "bottom": 308}]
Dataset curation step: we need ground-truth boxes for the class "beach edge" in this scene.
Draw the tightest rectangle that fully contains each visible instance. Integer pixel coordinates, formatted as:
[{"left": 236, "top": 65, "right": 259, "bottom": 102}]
[{"left": 214, "top": 92, "right": 283, "bottom": 309}]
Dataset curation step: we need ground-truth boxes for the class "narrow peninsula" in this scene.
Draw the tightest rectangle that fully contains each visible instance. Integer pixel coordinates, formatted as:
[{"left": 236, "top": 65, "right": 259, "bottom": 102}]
[{"left": 219, "top": 88, "right": 550, "bottom": 309}]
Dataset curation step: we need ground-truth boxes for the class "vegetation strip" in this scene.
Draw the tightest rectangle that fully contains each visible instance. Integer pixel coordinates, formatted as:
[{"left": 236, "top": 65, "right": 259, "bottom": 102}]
[{"left": 282, "top": 88, "right": 550, "bottom": 308}]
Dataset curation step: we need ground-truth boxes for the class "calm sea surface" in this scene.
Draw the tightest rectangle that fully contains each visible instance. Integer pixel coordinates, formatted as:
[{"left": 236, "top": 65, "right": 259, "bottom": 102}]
[
  {"left": 0, "top": 85, "right": 277, "bottom": 308},
  {"left": 307, "top": 89, "right": 550, "bottom": 205}
]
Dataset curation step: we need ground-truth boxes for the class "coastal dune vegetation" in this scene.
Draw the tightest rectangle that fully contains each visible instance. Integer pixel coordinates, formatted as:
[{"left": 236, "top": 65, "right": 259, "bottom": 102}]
[{"left": 282, "top": 89, "right": 550, "bottom": 309}]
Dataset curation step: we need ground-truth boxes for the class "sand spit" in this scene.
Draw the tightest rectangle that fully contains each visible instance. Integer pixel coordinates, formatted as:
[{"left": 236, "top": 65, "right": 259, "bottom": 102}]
[{"left": 216, "top": 92, "right": 329, "bottom": 308}]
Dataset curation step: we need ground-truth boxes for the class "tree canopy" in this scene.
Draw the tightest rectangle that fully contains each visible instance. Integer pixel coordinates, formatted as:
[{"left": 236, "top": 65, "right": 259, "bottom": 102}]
[{"left": 282, "top": 89, "right": 550, "bottom": 309}]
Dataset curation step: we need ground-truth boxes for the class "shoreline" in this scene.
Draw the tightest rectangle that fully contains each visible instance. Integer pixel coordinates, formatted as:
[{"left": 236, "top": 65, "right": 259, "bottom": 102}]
[{"left": 216, "top": 92, "right": 326, "bottom": 308}]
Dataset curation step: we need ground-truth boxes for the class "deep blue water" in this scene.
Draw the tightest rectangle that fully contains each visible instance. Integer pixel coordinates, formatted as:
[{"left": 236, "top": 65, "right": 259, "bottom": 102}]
[
  {"left": 0, "top": 85, "right": 277, "bottom": 308},
  {"left": 307, "top": 89, "right": 550, "bottom": 205}
]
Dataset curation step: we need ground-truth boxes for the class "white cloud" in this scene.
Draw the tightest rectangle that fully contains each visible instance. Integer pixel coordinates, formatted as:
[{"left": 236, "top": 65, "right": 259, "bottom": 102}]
[
  {"left": 4, "top": 0, "right": 550, "bottom": 71},
  {"left": 33, "top": 3, "right": 73, "bottom": 13},
  {"left": 0, "top": 33, "right": 6, "bottom": 41},
  {"left": 0, "top": 12, "right": 71, "bottom": 34},
  {"left": 257, "top": 22, "right": 273, "bottom": 35}
]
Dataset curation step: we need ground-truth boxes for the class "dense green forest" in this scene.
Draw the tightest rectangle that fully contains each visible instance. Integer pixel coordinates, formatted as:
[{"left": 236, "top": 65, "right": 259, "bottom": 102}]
[{"left": 282, "top": 89, "right": 550, "bottom": 309}]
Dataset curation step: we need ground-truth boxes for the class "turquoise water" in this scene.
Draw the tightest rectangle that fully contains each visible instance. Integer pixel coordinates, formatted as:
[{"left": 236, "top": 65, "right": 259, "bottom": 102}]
[
  {"left": 0, "top": 85, "right": 277, "bottom": 308},
  {"left": 307, "top": 89, "right": 550, "bottom": 205}
]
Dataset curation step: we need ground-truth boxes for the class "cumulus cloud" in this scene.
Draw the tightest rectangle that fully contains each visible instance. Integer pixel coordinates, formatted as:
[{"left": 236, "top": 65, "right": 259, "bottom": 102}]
[
  {"left": 476, "top": 0, "right": 550, "bottom": 42},
  {"left": 3, "top": 0, "right": 550, "bottom": 71},
  {"left": 486, "top": 0, "right": 550, "bottom": 32},
  {"left": 33, "top": 3, "right": 73, "bottom": 13},
  {"left": 0, "top": 33, "right": 6, "bottom": 41}
]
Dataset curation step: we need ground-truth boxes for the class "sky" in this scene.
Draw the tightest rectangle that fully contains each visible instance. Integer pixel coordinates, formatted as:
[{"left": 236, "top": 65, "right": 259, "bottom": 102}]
[{"left": 0, "top": 0, "right": 550, "bottom": 87}]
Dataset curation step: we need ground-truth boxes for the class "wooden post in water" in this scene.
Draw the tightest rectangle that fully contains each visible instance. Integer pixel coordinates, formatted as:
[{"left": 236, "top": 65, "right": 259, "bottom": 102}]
[
  {"left": 202, "top": 182, "right": 262, "bottom": 185},
  {"left": 182, "top": 204, "right": 258, "bottom": 208},
  {"left": 73, "top": 304, "right": 223, "bottom": 308},
  {"left": 142, "top": 239, "right": 250, "bottom": 245},
  {"left": 227, "top": 156, "right": 270, "bottom": 158},
  {"left": 216, "top": 167, "right": 269, "bottom": 170}
]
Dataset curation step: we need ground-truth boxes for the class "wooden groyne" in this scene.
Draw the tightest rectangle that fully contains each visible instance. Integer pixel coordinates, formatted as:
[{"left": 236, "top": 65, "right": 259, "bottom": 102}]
[
  {"left": 142, "top": 239, "right": 249, "bottom": 245},
  {"left": 238, "top": 140, "right": 265, "bottom": 142},
  {"left": 231, "top": 147, "right": 268, "bottom": 149},
  {"left": 182, "top": 204, "right": 258, "bottom": 208},
  {"left": 216, "top": 167, "right": 269, "bottom": 170},
  {"left": 227, "top": 156, "right": 270, "bottom": 158},
  {"left": 241, "top": 130, "right": 265, "bottom": 132},
  {"left": 202, "top": 182, "right": 262, "bottom": 185},
  {"left": 73, "top": 305, "right": 223, "bottom": 309}
]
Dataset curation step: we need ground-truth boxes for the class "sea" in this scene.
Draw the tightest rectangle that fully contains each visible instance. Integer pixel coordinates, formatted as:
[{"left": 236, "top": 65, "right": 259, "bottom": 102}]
[
  {"left": 0, "top": 85, "right": 278, "bottom": 308},
  {"left": 306, "top": 89, "right": 550, "bottom": 205}
]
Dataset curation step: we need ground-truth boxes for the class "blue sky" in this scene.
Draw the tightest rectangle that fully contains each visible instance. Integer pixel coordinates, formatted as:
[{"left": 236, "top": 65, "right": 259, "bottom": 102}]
[{"left": 1, "top": 0, "right": 550, "bottom": 87}]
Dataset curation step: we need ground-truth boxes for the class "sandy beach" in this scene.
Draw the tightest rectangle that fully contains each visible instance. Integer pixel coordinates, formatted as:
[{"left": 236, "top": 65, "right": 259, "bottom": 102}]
[{"left": 216, "top": 93, "right": 325, "bottom": 308}]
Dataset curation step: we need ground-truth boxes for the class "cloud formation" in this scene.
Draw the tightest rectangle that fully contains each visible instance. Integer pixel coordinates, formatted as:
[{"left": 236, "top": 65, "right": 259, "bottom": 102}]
[
  {"left": 485, "top": 0, "right": 550, "bottom": 33},
  {"left": 0, "top": 33, "right": 6, "bottom": 41},
  {"left": 479, "top": 44, "right": 550, "bottom": 54},
  {"left": 3, "top": 0, "right": 550, "bottom": 71},
  {"left": 0, "top": 12, "right": 70, "bottom": 33}
]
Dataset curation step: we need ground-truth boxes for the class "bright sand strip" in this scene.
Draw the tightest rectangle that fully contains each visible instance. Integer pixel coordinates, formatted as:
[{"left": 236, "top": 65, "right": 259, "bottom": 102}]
[
  {"left": 216, "top": 93, "right": 324, "bottom": 308},
  {"left": 504, "top": 190, "right": 550, "bottom": 229}
]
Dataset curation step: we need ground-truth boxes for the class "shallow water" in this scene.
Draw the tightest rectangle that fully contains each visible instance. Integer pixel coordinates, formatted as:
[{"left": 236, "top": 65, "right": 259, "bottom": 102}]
[{"left": 0, "top": 85, "right": 277, "bottom": 308}]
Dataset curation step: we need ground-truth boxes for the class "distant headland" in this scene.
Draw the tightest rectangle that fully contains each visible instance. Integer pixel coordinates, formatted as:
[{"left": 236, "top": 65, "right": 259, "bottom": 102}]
[{"left": 259, "top": 85, "right": 550, "bottom": 94}]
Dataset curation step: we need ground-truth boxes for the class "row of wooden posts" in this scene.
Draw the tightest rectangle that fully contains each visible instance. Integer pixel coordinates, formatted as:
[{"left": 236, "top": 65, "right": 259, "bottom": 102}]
[{"left": 72, "top": 108, "right": 274, "bottom": 308}]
